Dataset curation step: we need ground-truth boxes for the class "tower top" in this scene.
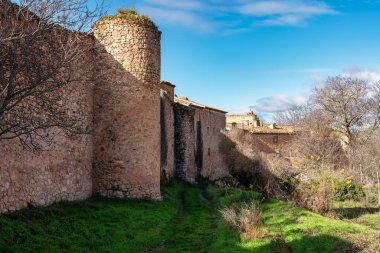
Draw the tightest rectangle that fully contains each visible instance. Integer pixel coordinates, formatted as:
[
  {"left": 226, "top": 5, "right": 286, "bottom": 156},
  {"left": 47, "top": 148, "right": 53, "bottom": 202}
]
[{"left": 95, "top": 8, "right": 158, "bottom": 30}]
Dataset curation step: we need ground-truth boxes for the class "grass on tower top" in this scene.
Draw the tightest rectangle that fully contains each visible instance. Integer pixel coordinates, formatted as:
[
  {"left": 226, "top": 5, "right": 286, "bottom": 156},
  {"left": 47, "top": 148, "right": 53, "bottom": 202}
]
[{"left": 99, "top": 8, "right": 157, "bottom": 29}]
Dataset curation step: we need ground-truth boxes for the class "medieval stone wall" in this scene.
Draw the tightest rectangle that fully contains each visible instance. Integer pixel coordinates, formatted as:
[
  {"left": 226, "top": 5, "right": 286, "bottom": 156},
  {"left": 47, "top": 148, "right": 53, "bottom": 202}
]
[
  {"left": 195, "top": 109, "right": 229, "bottom": 180},
  {"left": 0, "top": 3, "right": 228, "bottom": 213},
  {"left": 174, "top": 104, "right": 196, "bottom": 183},
  {"left": 92, "top": 18, "right": 161, "bottom": 199},
  {"left": 160, "top": 91, "right": 175, "bottom": 181},
  {"left": 0, "top": 3, "right": 94, "bottom": 213},
  {"left": 251, "top": 133, "right": 295, "bottom": 154}
]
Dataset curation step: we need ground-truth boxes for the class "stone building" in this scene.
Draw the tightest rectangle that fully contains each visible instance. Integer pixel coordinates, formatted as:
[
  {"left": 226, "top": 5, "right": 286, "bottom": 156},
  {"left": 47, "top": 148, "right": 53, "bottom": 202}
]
[
  {"left": 160, "top": 83, "right": 229, "bottom": 183},
  {"left": 249, "top": 124, "right": 299, "bottom": 154},
  {"left": 226, "top": 108, "right": 260, "bottom": 130},
  {"left": 226, "top": 109, "right": 299, "bottom": 154},
  {"left": 0, "top": 4, "right": 228, "bottom": 213}
]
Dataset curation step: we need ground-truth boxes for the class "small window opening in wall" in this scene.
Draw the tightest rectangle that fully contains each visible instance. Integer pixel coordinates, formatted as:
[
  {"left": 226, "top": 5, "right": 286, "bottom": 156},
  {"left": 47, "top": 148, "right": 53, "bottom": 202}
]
[
  {"left": 208, "top": 148, "right": 211, "bottom": 156},
  {"left": 273, "top": 136, "right": 278, "bottom": 144},
  {"left": 207, "top": 127, "right": 210, "bottom": 135},
  {"left": 213, "top": 127, "right": 215, "bottom": 135}
]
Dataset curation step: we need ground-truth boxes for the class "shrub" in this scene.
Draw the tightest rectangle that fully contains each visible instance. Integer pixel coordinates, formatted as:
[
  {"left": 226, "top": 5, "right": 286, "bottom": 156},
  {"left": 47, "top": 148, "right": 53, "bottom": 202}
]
[
  {"left": 280, "top": 172, "right": 301, "bottom": 195},
  {"left": 99, "top": 8, "right": 157, "bottom": 28},
  {"left": 362, "top": 185, "right": 379, "bottom": 205},
  {"left": 220, "top": 202, "right": 267, "bottom": 241},
  {"left": 334, "top": 176, "right": 364, "bottom": 201},
  {"left": 117, "top": 8, "right": 138, "bottom": 15},
  {"left": 292, "top": 174, "right": 334, "bottom": 215},
  {"left": 214, "top": 177, "right": 239, "bottom": 188},
  {"left": 219, "top": 129, "right": 292, "bottom": 200}
]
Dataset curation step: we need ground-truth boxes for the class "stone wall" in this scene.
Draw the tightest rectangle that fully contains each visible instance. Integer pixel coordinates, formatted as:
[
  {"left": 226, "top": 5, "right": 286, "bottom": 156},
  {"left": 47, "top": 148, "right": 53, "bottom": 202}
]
[
  {"left": 160, "top": 81, "right": 175, "bottom": 101},
  {"left": 160, "top": 90, "right": 175, "bottom": 181},
  {"left": 0, "top": 1, "right": 94, "bottom": 213},
  {"left": 0, "top": 3, "right": 228, "bottom": 213},
  {"left": 173, "top": 103, "right": 228, "bottom": 183},
  {"left": 250, "top": 133, "right": 295, "bottom": 154},
  {"left": 174, "top": 104, "right": 196, "bottom": 183},
  {"left": 0, "top": 135, "right": 93, "bottom": 213},
  {"left": 92, "top": 18, "right": 161, "bottom": 199},
  {"left": 195, "top": 109, "right": 229, "bottom": 180},
  {"left": 226, "top": 111, "right": 260, "bottom": 130}
]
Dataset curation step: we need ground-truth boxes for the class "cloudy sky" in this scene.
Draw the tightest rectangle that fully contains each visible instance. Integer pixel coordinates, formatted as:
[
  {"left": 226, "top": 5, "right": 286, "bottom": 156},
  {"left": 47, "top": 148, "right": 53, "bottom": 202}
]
[{"left": 107, "top": 0, "right": 380, "bottom": 121}]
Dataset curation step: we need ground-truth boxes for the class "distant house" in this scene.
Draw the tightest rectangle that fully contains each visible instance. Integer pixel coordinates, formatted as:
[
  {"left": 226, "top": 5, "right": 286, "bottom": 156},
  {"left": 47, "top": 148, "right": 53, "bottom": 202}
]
[
  {"left": 226, "top": 109, "right": 300, "bottom": 154},
  {"left": 249, "top": 123, "right": 300, "bottom": 154},
  {"left": 160, "top": 82, "right": 229, "bottom": 183},
  {"left": 226, "top": 108, "right": 260, "bottom": 130}
]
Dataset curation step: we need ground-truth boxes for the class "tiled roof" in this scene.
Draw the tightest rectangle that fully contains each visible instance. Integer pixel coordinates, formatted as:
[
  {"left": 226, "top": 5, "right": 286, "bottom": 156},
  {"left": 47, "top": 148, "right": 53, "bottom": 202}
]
[
  {"left": 174, "top": 97, "right": 227, "bottom": 114},
  {"left": 160, "top": 81, "right": 176, "bottom": 87},
  {"left": 250, "top": 124, "right": 300, "bottom": 134}
]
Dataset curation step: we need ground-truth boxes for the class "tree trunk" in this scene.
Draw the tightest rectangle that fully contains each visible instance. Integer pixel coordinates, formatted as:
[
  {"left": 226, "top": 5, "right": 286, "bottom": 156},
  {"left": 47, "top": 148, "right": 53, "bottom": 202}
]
[
  {"left": 377, "top": 170, "right": 380, "bottom": 208},
  {"left": 360, "top": 163, "right": 363, "bottom": 184}
]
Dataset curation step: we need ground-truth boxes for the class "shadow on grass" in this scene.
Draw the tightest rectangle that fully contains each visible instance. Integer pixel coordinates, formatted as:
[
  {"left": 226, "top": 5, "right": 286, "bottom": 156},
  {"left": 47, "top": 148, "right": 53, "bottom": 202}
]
[
  {"left": 247, "top": 234, "right": 362, "bottom": 253},
  {"left": 334, "top": 207, "right": 380, "bottom": 219}
]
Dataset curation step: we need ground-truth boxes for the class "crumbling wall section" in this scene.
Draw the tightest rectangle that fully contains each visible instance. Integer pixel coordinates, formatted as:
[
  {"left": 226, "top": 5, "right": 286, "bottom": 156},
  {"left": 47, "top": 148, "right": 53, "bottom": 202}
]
[
  {"left": 174, "top": 104, "right": 196, "bottom": 183},
  {"left": 160, "top": 90, "right": 175, "bottom": 181}
]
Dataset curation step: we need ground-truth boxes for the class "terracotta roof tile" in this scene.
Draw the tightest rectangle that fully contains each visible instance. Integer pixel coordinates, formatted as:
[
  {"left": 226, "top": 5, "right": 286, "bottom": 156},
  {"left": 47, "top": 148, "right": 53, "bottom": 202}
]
[
  {"left": 250, "top": 124, "right": 301, "bottom": 134},
  {"left": 174, "top": 97, "right": 227, "bottom": 114}
]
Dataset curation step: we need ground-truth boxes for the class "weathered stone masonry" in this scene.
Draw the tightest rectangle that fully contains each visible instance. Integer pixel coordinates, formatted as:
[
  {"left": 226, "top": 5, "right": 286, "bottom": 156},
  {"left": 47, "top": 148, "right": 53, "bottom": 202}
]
[
  {"left": 160, "top": 82, "right": 229, "bottom": 184},
  {"left": 166, "top": 94, "right": 229, "bottom": 183},
  {"left": 0, "top": 4, "right": 228, "bottom": 213},
  {"left": 0, "top": 1, "right": 94, "bottom": 213},
  {"left": 174, "top": 103, "right": 197, "bottom": 183},
  {"left": 160, "top": 88, "right": 175, "bottom": 181},
  {"left": 92, "top": 18, "right": 161, "bottom": 200}
]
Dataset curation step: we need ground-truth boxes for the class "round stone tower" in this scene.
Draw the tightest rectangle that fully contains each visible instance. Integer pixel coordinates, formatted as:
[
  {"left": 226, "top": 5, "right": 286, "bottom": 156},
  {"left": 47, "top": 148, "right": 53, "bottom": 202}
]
[{"left": 92, "top": 11, "right": 161, "bottom": 199}]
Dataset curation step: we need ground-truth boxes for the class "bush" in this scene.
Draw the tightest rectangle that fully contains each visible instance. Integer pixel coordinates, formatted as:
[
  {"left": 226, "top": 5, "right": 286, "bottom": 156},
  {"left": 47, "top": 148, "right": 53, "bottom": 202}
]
[
  {"left": 280, "top": 173, "right": 301, "bottom": 195},
  {"left": 220, "top": 202, "right": 267, "bottom": 241},
  {"left": 334, "top": 176, "right": 364, "bottom": 201},
  {"left": 292, "top": 175, "right": 334, "bottom": 215},
  {"left": 219, "top": 129, "right": 292, "bottom": 200},
  {"left": 214, "top": 177, "right": 239, "bottom": 188}
]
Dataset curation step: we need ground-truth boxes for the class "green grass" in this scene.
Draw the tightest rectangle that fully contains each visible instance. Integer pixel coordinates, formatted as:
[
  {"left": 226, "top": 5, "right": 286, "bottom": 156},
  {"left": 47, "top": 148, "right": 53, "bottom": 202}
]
[
  {"left": 0, "top": 183, "right": 378, "bottom": 253},
  {"left": 332, "top": 200, "right": 380, "bottom": 230}
]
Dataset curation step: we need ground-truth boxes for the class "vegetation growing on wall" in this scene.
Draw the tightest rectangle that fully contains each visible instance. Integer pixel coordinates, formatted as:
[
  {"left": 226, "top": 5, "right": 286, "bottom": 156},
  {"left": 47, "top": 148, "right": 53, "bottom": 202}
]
[{"left": 99, "top": 8, "right": 157, "bottom": 29}]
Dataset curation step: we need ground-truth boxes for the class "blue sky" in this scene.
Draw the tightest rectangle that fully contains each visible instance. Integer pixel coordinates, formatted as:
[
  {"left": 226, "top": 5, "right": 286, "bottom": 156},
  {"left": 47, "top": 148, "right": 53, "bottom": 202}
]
[{"left": 105, "top": 0, "right": 380, "bottom": 121}]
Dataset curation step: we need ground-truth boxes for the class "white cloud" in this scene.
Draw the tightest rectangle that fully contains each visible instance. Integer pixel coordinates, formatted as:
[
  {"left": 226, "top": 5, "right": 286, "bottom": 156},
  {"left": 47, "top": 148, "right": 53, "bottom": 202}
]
[
  {"left": 237, "top": 0, "right": 337, "bottom": 26},
  {"left": 247, "top": 65, "right": 380, "bottom": 122},
  {"left": 142, "top": 0, "right": 207, "bottom": 11},
  {"left": 131, "top": 0, "right": 337, "bottom": 33},
  {"left": 255, "top": 68, "right": 334, "bottom": 74},
  {"left": 258, "top": 14, "right": 307, "bottom": 26},
  {"left": 252, "top": 94, "right": 308, "bottom": 114},
  {"left": 309, "top": 65, "right": 380, "bottom": 88},
  {"left": 138, "top": 6, "right": 216, "bottom": 32},
  {"left": 342, "top": 65, "right": 380, "bottom": 83},
  {"left": 236, "top": 1, "right": 336, "bottom": 16}
]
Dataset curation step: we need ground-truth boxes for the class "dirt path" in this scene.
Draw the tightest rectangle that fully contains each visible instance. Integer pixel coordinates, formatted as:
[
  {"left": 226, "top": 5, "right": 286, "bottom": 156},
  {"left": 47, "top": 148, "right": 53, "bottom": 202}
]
[{"left": 151, "top": 186, "right": 217, "bottom": 253}]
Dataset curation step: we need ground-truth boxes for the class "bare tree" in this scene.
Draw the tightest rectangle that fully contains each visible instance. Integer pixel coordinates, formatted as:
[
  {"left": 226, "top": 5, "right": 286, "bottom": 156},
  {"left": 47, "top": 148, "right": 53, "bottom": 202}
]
[
  {"left": 312, "top": 77, "right": 379, "bottom": 149},
  {"left": 272, "top": 105, "right": 312, "bottom": 126},
  {"left": 0, "top": 0, "right": 104, "bottom": 151},
  {"left": 350, "top": 132, "right": 380, "bottom": 207},
  {"left": 289, "top": 108, "right": 346, "bottom": 169}
]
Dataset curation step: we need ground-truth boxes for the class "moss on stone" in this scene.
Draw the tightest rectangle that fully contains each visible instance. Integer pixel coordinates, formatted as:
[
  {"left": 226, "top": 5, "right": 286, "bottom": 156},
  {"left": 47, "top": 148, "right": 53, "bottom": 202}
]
[{"left": 99, "top": 8, "right": 157, "bottom": 29}]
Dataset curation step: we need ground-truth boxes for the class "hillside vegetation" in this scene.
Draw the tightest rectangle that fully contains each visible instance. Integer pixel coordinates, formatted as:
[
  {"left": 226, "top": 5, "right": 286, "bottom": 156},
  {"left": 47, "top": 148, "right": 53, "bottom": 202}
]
[{"left": 0, "top": 183, "right": 379, "bottom": 253}]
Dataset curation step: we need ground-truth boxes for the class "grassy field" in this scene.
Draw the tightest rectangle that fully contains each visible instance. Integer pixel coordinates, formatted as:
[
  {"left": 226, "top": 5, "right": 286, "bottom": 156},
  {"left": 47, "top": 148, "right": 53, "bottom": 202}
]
[{"left": 0, "top": 183, "right": 379, "bottom": 253}]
